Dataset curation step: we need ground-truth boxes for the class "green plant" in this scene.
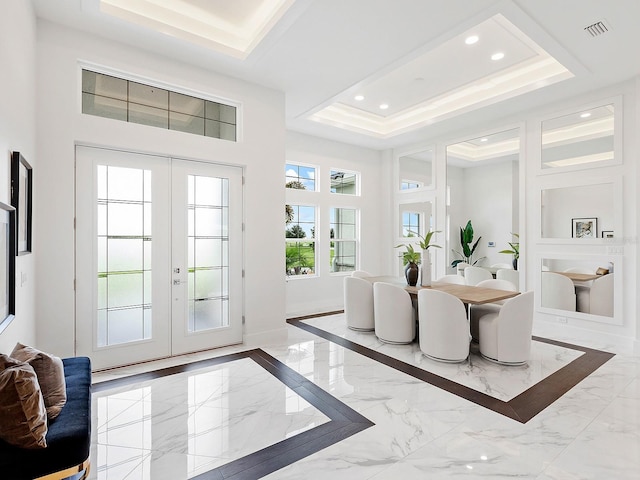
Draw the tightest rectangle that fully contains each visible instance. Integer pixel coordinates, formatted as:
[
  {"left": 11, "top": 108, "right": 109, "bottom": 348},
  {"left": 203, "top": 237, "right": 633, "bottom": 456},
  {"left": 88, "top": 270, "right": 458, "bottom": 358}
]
[
  {"left": 499, "top": 233, "right": 520, "bottom": 259},
  {"left": 395, "top": 243, "right": 421, "bottom": 265},
  {"left": 450, "top": 220, "right": 485, "bottom": 268},
  {"left": 409, "top": 230, "right": 442, "bottom": 251}
]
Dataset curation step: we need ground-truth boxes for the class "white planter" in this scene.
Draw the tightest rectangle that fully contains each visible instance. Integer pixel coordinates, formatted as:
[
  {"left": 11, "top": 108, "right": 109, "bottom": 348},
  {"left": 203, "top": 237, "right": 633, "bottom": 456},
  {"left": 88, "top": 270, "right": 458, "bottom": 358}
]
[{"left": 421, "top": 250, "right": 432, "bottom": 287}]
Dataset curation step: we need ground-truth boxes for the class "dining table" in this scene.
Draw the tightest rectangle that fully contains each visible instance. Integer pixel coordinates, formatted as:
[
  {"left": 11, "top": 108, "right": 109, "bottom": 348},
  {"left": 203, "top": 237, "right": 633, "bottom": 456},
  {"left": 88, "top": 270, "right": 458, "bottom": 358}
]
[
  {"left": 553, "top": 271, "right": 602, "bottom": 282},
  {"left": 366, "top": 276, "right": 520, "bottom": 305}
]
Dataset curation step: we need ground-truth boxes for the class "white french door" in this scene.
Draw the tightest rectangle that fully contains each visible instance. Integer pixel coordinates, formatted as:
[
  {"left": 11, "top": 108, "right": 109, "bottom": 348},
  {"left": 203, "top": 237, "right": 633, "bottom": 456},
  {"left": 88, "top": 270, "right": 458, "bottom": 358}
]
[{"left": 75, "top": 146, "right": 243, "bottom": 369}]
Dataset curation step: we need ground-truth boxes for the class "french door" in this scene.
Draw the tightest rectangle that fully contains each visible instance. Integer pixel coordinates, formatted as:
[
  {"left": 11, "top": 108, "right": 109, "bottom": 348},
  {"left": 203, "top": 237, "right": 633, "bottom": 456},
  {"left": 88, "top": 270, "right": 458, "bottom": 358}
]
[{"left": 75, "top": 146, "right": 243, "bottom": 369}]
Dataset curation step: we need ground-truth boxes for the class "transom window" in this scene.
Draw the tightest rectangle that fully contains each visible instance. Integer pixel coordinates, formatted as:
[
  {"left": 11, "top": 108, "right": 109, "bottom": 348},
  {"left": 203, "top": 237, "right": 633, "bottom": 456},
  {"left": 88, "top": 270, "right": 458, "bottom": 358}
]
[
  {"left": 330, "top": 170, "right": 358, "bottom": 195},
  {"left": 285, "top": 163, "right": 316, "bottom": 191},
  {"left": 82, "top": 70, "right": 237, "bottom": 141}
]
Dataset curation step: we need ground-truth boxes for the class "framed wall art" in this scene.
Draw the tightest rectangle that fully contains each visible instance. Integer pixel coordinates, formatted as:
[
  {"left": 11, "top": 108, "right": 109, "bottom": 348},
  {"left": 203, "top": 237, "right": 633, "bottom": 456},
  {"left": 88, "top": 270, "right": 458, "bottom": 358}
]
[
  {"left": 572, "top": 217, "right": 597, "bottom": 239},
  {"left": 11, "top": 151, "right": 32, "bottom": 255},
  {"left": 602, "top": 230, "right": 614, "bottom": 238},
  {"left": 0, "top": 202, "right": 16, "bottom": 334}
]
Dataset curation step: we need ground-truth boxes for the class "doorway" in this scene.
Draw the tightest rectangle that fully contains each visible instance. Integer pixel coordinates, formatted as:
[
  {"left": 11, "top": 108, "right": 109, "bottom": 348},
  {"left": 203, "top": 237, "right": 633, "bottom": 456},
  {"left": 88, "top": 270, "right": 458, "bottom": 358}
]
[{"left": 75, "top": 146, "right": 243, "bottom": 369}]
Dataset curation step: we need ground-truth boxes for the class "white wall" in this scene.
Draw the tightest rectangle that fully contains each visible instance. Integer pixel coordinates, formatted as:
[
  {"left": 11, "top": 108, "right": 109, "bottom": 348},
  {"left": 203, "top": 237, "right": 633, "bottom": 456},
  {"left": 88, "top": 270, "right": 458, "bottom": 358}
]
[
  {"left": 35, "top": 21, "right": 286, "bottom": 358},
  {"left": 285, "top": 132, "right": 388, "bottom": 316},
  {"left": 0, "top": 2, "right": 37, "bottom": 353}
]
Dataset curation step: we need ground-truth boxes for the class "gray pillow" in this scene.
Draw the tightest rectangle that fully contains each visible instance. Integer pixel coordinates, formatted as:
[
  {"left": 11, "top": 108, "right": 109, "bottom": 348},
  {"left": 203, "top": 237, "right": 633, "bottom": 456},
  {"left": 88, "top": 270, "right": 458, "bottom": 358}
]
[
  {"left": 11, "top": 343, "right": 67, "bottom": 420},
  {"left": 0, "top": 354, "right": 48, "bottom": 449}
]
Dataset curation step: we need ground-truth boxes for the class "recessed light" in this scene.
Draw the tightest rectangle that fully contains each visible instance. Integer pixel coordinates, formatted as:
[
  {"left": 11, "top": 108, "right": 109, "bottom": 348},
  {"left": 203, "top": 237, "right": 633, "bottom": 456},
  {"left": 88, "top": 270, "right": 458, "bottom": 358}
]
[
  {"left": 491, "top": 52, "right": 505, "bottom": 61},
  {"left": 465, "top": 35, "right": 479, "bottom": 45},
  {"left": 354, "top": 95, "right": 364, "bottom": 101},
  {"left": 379, "top": 104, "right": 389, "bottom": 110},
  {"left": 580, "top": 112, "right": 591, "bottom": 118},
  {"left": 480, "top": 455, "right": 488, "bottom": 461},
  {"left": 480, "top": 138, "right": 488, "bottom": 142}
]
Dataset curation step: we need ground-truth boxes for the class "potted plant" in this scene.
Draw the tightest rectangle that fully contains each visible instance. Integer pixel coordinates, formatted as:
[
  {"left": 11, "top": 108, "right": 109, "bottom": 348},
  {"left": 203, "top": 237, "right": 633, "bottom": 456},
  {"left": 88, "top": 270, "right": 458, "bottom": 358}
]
[
  {"left": 395, "top": 243, "right": 421, "bottom": 286},
  {"left": 450, "top": 220, "right": 485, "bottom": 270},
  {"left": 499, "top": 233, "right": 520, "bottom": 270},
  {"left": 410, "top": 230, "right": 441, "bottom": 286}
]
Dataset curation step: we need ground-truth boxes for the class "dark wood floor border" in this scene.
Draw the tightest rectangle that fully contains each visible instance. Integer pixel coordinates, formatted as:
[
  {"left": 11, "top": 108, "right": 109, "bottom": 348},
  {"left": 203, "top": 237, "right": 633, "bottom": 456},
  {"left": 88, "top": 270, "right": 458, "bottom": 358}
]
[
  {"left": 287, "top": 317, "right": 615, "bottom": 424},
  {"left": 92, "top": 348, "right": 373, "bottom": 479}
]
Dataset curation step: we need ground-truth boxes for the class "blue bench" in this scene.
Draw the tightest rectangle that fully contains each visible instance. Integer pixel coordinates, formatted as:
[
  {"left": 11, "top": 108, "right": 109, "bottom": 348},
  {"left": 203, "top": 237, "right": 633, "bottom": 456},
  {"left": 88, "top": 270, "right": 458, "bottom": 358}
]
[{"left": 0, "top": 357, "right": 92, "bottom": 480}]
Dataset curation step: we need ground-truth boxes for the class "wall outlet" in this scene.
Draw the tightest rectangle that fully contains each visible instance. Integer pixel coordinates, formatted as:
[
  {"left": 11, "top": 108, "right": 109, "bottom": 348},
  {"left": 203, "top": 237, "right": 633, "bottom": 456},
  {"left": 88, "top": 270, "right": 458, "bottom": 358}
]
[
  {"left": 487, "top": 241, "right": 495, "bottom": 247},
  {"left": 557, "top": 316, "right": 567, "bottom": 324}
]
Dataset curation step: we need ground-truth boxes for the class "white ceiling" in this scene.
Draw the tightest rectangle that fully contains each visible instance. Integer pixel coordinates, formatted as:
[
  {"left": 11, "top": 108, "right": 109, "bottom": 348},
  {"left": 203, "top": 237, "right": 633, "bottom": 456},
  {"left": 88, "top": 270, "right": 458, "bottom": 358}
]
[{"left": 31, "top": 0, "right": 640, "bottom": 150}]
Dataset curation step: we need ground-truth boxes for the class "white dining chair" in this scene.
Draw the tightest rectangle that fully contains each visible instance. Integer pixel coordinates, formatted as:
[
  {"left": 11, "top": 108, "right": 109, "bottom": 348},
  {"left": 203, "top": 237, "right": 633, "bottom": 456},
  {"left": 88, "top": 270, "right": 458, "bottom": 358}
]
[
  {"left": 351, "top": 270, "right": 372, "bottom": 278},
  {"left": 478, "top": 291, "right": 534, "bottom": 365},
  {"left": 464, "top": 266, "right": 493, "bottom": 286},
  {"left": 491, "top": 263, "right": 513, "bottom": 270},
  {"left": 469, "top": 279, "right": 518, "bottom": 342},
  {"left": 373, "top": 282, "right": 415, "bottom": 344},
  {"left": 541, "top": 272, "right": 576, "bottom": 311},
  {"left": 343, "top": 276, "right": 374, "bottom": 331},
  {"left": 496, "top": 268, "right": 519, "bottom": 290},
  {"left": 418, "top": 289, "right": 470, "bottom": 362},
  {"left": 456, "top": 262, "right": 471, "bottom": 276},
  {"left": 435, "top": 274, "right": 466, "bottom": 285},
  {"left": 576, "top": 273, "right": 614, "bottom": 316}
]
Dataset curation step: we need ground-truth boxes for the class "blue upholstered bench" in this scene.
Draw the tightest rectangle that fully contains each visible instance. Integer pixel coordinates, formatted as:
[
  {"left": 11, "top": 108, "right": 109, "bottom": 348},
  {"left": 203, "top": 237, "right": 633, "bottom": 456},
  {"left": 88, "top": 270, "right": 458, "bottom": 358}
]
[{"left": 0, "top": 357, "right": 92, "bottom": 480}]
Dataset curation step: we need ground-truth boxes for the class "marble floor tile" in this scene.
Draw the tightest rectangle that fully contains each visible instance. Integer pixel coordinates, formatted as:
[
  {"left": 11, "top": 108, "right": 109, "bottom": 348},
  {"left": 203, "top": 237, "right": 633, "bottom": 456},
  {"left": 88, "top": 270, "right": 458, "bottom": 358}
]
[{"left": 88, "top": 316, "right": 640, "bottom": 479}]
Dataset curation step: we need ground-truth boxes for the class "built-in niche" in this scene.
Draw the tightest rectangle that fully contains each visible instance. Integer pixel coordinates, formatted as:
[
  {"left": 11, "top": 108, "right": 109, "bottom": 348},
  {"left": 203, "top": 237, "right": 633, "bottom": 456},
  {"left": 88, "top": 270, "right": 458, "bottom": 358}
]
[
  {"left": 539, "top": 257, "right": 619, "bottom": 325},
  {"left": 540, "top": 182, "right": 618, "bottom": 240},
  {"left": 398, "top": 147, "right": 434, "bottom": 191},
  {"left": 446, "top": 128, "right": 520, "bottom": 271},
  {"left": 540, "top": 101, "right": 619, "bottom": 172}
]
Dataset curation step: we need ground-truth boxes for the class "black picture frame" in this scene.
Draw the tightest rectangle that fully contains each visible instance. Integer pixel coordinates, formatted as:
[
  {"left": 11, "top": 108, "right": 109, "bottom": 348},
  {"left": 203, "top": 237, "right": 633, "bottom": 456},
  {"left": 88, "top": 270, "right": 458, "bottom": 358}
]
[
  {"left": 0, "top": 202, "right": 16, "bottom": 334},
  {"left": 572, "top": 217, "right": 597, "bottom": 239},
  {"left": 602, "top": 230, "right": 614, "bottom": 238},
  {"left": 11, "top": 151, "right": 32, "bottom": 255}
]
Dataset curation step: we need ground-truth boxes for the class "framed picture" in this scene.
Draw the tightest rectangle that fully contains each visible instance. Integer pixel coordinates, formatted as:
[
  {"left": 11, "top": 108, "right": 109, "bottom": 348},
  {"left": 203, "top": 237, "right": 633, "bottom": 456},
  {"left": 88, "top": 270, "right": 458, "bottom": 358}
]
[
  {"left": 0, "top": 202, "right": 16, "bottom": 334},
  {"left": 572, "top": 217, "right": 597, "bottom": 239},
  {"left": 602, "top": 230, "right": 614, "bottom": 238},
  {"left": 11, "top": 151, "right": 32, "bottom": 255}
]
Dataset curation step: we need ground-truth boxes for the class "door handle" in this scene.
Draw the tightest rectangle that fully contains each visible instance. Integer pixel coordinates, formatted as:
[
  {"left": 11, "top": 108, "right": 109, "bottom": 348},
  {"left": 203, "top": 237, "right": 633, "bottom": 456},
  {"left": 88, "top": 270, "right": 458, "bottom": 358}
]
[{"left": 173, "top": 279, "right": 186, "bottom": 286}]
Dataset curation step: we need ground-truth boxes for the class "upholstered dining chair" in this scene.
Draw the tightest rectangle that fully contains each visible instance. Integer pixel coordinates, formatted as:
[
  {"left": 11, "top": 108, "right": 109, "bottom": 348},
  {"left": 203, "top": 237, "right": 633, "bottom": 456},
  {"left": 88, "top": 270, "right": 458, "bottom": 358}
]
[
  {"left": 478, "top": 291, "right": 534, "bottom": 365},
  {"left": 464, "top": 266, "right": 493, "bottom": 286},
  {"left": 435, "top": 274, "right": 466, "bottom": 285},
  {"left": 576, "top": 273, "right": 614, "bottom": 316},
  {"left": 496, "top": 268, "right": 519, "bottom": 290},
  {"left": 418, "top": 289, "right": 470, "bottom": 362},
  {"left": 351, "top": 270, "right": 373, "bottom": 278},
  {"left": 373, "top": 282, "right": 415, "bottom": 344},
  {"left": 541, "top": 272, "right": 576, "bottom": 311},
  {"left": 456, "top": 262, "right": 471, "bottom": 276},
  {"left": 343, "top": 276, "right": 374, "bottom": 331},
  {"left": 491, "top": 263, "right": 513, "bottom": 269},
  {"left": 469, "top": 279, "right": 518, "bottom": 342}
]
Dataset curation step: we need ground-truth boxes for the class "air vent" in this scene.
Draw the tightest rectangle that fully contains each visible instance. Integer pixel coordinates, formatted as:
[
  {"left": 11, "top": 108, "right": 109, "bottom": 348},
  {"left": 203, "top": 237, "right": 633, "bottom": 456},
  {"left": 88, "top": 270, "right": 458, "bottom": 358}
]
[{"left": 584, "top": 20, "right": 610, "bottom": 37}]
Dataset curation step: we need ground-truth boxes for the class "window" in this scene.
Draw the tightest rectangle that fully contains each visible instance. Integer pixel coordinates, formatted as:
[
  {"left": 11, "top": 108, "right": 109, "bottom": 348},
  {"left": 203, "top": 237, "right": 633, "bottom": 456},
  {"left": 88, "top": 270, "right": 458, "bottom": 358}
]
[
  {"left": 330, "top": 170, "right": 358, "bottom": 195},
  {"left": 285, "top": 205, "right": 315, "bottom": 276},
  {"left": 285, "top": 163, "right": 316, "bottom": 191},
  {"left": 401, "top": 180, "right": 422, "bottom": 190},
  {"left": 82, "top": 70, "right": 237, "bottom": 141},
  {"left": 402, "top": 211, "right": 420, "bottom": 237},
  {"left": 330, "top": 208, "right": 356, "bottom": 273}
]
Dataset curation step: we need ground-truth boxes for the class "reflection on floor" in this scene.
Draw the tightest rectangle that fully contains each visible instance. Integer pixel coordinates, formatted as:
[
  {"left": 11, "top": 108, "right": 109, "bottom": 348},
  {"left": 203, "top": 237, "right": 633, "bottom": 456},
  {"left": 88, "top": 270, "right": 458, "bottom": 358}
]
[{"left": 90, "top": 313, "right": 640, "bottom": 479}]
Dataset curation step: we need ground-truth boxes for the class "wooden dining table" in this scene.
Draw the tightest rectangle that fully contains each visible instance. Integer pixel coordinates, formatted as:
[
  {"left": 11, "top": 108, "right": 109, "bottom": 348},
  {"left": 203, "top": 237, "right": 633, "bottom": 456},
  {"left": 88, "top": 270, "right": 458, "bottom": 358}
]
[
  {"left": 553, "top": 271, "right": 602, "bottom": 282},
  {"left": 367, "top": 276, "right": 519, "bottom": 305}
]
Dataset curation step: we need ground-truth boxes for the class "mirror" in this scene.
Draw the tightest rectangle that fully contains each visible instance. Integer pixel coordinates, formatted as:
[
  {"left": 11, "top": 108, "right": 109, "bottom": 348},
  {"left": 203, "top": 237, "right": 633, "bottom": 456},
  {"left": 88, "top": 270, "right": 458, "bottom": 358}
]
[
  {"left": 398, "top": 201, "right": 434, "bottom": 275},
  {"left": 541, "top": 183, "right": 614, "bottom": 239},
  {"left": 446, "top": 129, "right": 520, "bottom": 273},
  {"left": 541, "top": 104, "right": 614, "bottom": 169},
  {"left": 540, "top": 258, "right": 615, "bottom": 319},
  {"left": 399, "top": 148, "right": 434, "bottom": 190}
]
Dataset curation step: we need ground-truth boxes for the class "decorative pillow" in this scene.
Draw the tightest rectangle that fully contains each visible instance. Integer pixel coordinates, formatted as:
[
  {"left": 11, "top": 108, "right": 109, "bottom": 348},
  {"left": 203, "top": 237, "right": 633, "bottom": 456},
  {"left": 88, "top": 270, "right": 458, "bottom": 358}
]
[
  {"left": 0, "top": 354, "right": 48, "bottom": 449},
  {"left": 11, "top": 343, "right": 67, "bottom": 420}
]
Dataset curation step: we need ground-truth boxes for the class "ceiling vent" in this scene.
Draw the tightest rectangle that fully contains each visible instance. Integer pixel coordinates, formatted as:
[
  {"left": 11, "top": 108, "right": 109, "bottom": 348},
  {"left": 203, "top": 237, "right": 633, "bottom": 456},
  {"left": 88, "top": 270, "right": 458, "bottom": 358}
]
[{"left": 584, "top": 20, "right": 610, "bottom": 37}]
